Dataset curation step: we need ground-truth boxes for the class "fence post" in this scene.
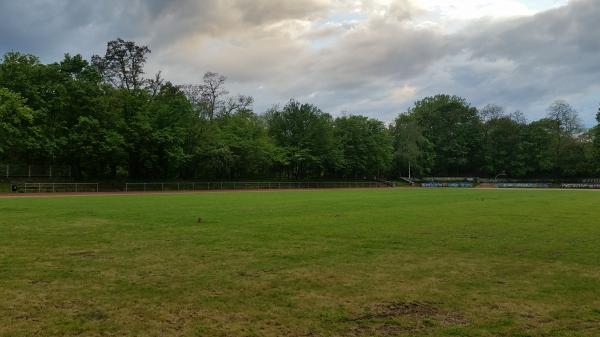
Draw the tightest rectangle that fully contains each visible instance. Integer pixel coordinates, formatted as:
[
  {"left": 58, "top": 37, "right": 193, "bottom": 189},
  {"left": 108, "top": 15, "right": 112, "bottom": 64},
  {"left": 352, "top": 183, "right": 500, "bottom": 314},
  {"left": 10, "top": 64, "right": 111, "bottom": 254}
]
[
  {"left": 125, "top": 183, "right": 128, "bottom": 193},
  {"left": 29, "top": 166, "right": 32, "bottom": 178},
  {"left": 6, "top": 164, "right": 9, "bottom": 178},
  {"left": 49, "top": 166, "right": 52, "bottom": 178},
  {"left": 52, "top": 183, "right": 55, "bottom": 193}
]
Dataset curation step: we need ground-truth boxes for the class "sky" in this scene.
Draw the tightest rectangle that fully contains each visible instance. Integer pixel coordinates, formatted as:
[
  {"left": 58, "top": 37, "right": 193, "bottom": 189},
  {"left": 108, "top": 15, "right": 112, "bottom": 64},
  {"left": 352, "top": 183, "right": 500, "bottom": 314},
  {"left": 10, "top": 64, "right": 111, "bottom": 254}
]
[{"left": 1, "top": 0, "right": 599, "bottom": 125}]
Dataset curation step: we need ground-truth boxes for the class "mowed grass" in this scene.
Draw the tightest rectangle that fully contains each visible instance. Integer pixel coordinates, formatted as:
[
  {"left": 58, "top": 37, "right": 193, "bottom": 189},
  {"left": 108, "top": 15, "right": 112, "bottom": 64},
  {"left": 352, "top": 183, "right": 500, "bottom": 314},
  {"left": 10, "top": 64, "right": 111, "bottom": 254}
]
[{"left": 1, "top": 189, "right": 600, "bottom": 337}]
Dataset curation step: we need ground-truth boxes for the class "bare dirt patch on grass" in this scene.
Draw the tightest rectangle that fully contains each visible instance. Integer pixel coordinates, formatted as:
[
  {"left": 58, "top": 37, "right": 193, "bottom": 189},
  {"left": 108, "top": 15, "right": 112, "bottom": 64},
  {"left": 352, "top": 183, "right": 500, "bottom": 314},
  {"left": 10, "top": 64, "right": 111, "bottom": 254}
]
[{"left": 345, "top": 301, "right": 468, "bottom": 336}]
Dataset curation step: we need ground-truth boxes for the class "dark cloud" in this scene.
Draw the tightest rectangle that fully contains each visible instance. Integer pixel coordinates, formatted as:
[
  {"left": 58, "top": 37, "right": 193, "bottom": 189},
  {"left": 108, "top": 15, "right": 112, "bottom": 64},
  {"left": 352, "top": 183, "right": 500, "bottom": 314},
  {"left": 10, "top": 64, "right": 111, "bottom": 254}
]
[
  {"left": 0, "top": 0, "right": 598, "bottom": 125},
  {"left": 450, "top": 0, "right": 600, "bottom": 123}
]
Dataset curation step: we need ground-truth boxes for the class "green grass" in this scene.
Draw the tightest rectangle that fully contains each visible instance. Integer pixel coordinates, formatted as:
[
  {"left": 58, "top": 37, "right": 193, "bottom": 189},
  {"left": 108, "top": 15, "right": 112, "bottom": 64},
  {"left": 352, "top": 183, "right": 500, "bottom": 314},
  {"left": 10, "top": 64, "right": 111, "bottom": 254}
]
[{"left": 1, "top": 189, "right": 600, "bottom": 336}]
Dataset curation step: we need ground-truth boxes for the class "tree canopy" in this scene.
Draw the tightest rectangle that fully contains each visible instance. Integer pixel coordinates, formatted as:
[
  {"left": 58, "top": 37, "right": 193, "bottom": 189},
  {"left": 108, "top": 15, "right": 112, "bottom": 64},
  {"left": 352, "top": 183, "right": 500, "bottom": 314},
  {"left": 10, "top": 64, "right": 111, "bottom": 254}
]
[{"left": 1, "top": 39, "right": 599, "bottom": 180}]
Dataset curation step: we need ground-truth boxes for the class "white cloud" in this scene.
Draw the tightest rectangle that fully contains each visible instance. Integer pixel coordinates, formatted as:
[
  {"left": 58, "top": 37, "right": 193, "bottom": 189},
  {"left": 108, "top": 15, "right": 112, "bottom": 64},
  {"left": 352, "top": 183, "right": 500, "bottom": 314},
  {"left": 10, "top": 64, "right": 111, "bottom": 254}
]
[{"left": 419, "top": 0, "right": 533, "bottom": 20}]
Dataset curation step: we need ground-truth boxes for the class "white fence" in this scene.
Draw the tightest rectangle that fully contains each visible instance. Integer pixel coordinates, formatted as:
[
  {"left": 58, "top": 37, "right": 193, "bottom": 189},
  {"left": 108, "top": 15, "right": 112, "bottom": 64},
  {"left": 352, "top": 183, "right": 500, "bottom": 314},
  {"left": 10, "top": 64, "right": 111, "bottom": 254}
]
[
  {"left": 125, "top": 181, "right": 390, "bottom": 192},
  {"left": 18, "top": 183, "right": 99, "bottom": 193}
]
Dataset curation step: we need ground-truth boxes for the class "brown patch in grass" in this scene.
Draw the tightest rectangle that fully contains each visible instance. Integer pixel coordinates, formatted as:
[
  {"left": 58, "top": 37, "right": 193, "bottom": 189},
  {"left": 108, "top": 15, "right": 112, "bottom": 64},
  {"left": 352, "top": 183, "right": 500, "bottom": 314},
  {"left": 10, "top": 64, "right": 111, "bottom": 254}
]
[
  {"left": 345, "top": 301, "right": 468, "bottom": 336},
  {"left": 67, "top": 251, "right": 97, "bottom": 258}
]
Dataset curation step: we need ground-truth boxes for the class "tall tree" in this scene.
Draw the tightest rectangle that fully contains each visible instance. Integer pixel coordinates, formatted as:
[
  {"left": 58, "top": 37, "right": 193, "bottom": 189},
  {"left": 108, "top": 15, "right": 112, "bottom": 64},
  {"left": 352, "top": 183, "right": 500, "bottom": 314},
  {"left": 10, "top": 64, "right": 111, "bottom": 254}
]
[
  {"left": 521, "top": 119, "right": 555, "bottom": 177},
  {"left": 216, "top": 110, "right": 274, "bottom": 179},
  {"left": 546, "top": 100, "right": 582, "bottom": 176},
  {"left": 479, "top": 104, "right": 505, "bottom": 123},
  {"left": 482, "top": 116, "right": 528, "bottom": 177},
  {"left": 0, "top": 88, "right": 40, "bottom": 163},
  {"left": 91, "top": 39, "right": 151, "bottom": 91},
  {"left": 391, "top": 114, "right": 433, "bottom": 178},
  {"left": 591, "top": 105, "right": 600, "bottom": 174},
  {"left": 181, "top": 72, "right": 252, "bottom": 120},
  {"left": 200, "top": 72, "right": 228, "bottom": 120},
  {"left": 266, "top": 100, "right": 342, "bottom": 179},
  {"left": 334, "top": 115, "right": 393, "bottom": 179},
  {"left": 409, "top": 95, "right": 483, "bottom": 176}
]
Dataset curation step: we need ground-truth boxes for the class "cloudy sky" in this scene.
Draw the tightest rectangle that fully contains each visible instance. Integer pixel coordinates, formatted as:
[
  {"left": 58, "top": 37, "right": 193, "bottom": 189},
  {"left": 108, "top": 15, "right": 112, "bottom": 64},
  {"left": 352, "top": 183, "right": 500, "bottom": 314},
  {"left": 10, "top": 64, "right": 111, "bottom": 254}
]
[{"left": 1, "top": 0, "right": 599, "bottom": 125}]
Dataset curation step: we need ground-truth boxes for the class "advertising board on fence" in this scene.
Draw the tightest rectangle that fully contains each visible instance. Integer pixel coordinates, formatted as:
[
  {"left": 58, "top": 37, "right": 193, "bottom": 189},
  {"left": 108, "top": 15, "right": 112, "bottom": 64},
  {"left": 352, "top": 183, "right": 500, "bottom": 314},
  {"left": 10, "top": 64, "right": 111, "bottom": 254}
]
[
  {"left": 496, "top": 183, "right": 551, "bottom": 189},
  {"left": 421, "top": 182, "right": 474, "bottom": 188},
  {"left": 561, "top": 183, "right": 600, "bottom": 189}
]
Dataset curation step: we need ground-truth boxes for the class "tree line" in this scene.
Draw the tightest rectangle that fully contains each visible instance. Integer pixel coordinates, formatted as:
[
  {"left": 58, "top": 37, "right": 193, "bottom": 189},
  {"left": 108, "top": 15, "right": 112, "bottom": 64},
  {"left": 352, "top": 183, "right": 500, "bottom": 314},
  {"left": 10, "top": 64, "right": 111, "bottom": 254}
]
[{"left": 1, "top": 39, "right": 599, "bottom": 180}]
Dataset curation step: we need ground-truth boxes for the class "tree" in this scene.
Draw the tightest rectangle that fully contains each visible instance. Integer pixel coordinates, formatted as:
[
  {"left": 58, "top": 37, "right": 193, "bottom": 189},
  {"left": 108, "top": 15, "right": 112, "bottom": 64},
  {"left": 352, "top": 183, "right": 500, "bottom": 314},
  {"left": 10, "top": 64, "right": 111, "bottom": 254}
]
[
  {"left": 145, "top": 82, "right": 196, "bottom": 178},
  {"left": 147, "top": 71, "right": 164, "bottom": 97},
  {"left": 546, "top": 100, "right": 582, "bottom": 176},
  {"left": 181, "top": 72, "right": 252, "bottom": 120},
  {"left": 391, "top": 114, "right": 433, "bottom": 178},
  {"left": 521, "top": 119, "right": 555, "bottom": 177},
  {"left": 179, "top": 83, "right": 204, "bottom": 116},
  {"left": 481, "top": 116, "right": 528, "bottom": 177},
  {"left": 91, "top": 39, "right": 151, "bottom": 91},
  {"left": 0, "top": 88, "right": 40, "bottom": 162},
  {"left": 593, "top": 105, "right": 600, "bottom": 174},
  {"left": 200, "top": 72, "right": 227, "bottom": 120},
  {"left": 266, "top": 100, "right": 342, "bottom": 179},
  {"left": 334, "top": 115, "right": 393, "bottom": 179},
  {"left": 216, "top": 110, "right": 274, "bottom": 179},
  {"left": 223, "top": 95, "right": 254, "bottom": 117},
  {"left": 408, "top": 95, "right": 483, "bottom": 176},
  {"left": 0, "top": 52, "right": 44, "bottom": 107},
  {"left": 479, "top": 104, "right": 505, "bottom": 123}
]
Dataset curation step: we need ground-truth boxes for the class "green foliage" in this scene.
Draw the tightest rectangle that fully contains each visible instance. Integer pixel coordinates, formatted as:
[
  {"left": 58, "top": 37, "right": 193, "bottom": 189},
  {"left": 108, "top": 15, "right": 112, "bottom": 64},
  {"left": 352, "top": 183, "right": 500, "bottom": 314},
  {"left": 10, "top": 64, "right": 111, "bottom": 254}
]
[
  {"left": 0, "top": 88, "right": 40, "bottom": 161},
  {"left": 593, "top": 106, "right": 600, "bottom": 174},
  {"left": 334, "top": 115, "right": 393, "bottom": 179},
  {"left": 1, "top": 40, "right": 598, "bottom": 180},
  {"left": 408, "top": 95, "right": 483, "bottom": 176},
  {"left": 266, "top": 100, "right": 342, "bottom": 179},
  {"left": 481, "top": 116, "right": 527, "bottom": 177},
  {"left": 391, "top": 114, "right": 434, "bottom": 177}
]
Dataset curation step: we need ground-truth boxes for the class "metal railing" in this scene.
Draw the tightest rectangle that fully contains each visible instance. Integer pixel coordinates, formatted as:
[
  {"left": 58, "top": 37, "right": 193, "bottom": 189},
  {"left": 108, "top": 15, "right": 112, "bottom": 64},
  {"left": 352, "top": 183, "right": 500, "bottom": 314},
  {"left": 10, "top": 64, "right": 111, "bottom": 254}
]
[
  {"left": 19, "top": 183, "right": 99, "bottom": 193},
  {"left": 124, "top": 181, "right": 389, "bottom": 192}
]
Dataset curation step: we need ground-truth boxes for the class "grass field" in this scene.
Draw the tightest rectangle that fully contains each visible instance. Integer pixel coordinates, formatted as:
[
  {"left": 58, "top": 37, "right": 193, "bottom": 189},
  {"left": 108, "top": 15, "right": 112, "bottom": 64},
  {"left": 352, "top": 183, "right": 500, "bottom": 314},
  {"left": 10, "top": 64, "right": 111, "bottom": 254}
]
[{"left": 1, "top": 189, "right": 600, "bottom": 336}]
